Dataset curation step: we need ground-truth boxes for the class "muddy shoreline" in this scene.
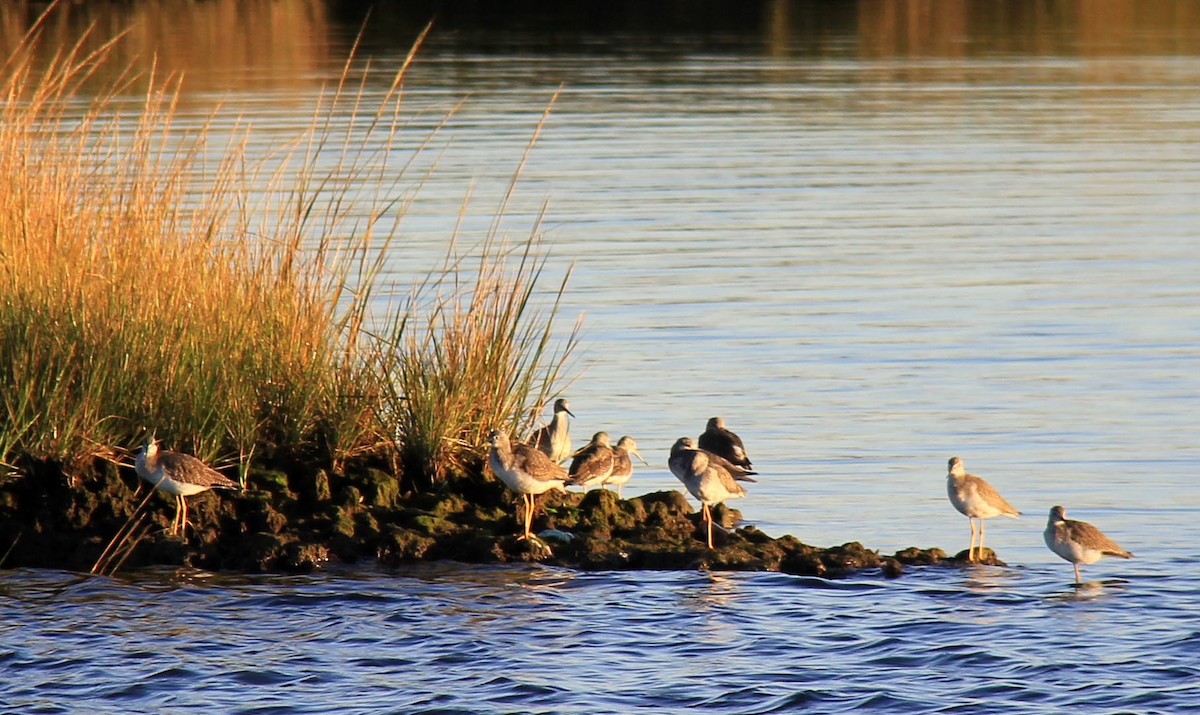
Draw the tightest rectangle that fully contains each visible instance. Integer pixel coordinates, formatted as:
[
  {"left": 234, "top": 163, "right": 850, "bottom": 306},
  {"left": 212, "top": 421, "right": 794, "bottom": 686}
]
[{"left": 0, "top": 457, "right": 1000, "bottom": 577}]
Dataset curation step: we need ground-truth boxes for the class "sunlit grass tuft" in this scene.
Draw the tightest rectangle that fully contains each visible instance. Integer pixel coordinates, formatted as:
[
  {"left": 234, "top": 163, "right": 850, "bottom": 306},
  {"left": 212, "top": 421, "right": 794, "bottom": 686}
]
[
  {"left": 0, "top": 11, "right": 577, "bottom": 485},
  {"left": 380, "top": 232, "right": 580, "bottom": 485},
  {"left": 0, "top": 24, "right": 370, "bottom": 469},
  {"left": 377, "top": 99, "right": 580, "bottom": 486}
]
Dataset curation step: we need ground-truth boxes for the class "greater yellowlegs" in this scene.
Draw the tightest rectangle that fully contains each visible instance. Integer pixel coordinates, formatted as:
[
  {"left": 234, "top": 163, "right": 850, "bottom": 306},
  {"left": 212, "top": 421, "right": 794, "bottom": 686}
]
[
  {"left": 603, "top": 436, "right": 647, "bottom": 498},
  {"left": 566, "top": 431, "right": 614, "bottom": 492},
  {"left": 487, "top": 429, "right": 567, "bottom": 540},
  {"left": 668, "top": 437, "right": 757, "bottom": 549},
  {"left": 946, "top": 456, "right": 1020, "bottom": 562},
  {"left": 698, "top": 416, "right": 753, "bottom": 470},
  {"left": 135, "top": 438, "right": 240, "bottom": 536},
  {"left": 1044, "top": 505, "right": 1133, "bottom": 585},
  {"left": 528, "top": 398, "right": 575, "bottom": 464}
]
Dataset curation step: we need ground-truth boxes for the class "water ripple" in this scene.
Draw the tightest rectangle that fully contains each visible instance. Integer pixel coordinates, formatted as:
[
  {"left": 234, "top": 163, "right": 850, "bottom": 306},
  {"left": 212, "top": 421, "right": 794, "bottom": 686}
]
[
  {"left": 4, "top": 14, "right": 1200, "bottom": 712},
  {"left": 8, "top": 561, "right": 1196, "bottom": 711}
]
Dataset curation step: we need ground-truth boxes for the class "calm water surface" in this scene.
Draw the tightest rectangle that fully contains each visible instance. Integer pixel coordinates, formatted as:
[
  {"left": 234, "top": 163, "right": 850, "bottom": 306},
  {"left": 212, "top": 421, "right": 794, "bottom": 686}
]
[{"left": 4, "top": 1, "right": 1200, "bottom": 711}]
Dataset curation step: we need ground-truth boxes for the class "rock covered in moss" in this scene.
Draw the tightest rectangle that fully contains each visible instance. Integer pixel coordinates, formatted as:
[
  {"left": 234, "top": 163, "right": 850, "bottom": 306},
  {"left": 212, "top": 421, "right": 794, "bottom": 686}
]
[
  {"left": 947, "top": 547, "right": 1006, "bottom": 567},
  {"left": 0, "top": 457, "right": 996, "bottom": 579},
  {"left": 893, "top": 546, "right": 947, "bottom": 565}
]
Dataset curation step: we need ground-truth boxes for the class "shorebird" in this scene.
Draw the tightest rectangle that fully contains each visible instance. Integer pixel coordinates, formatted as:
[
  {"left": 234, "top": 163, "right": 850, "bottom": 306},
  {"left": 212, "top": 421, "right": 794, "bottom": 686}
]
[
  {"left": 946, "top": 456, "right": 1021, "bottom": 562},
  {"left": 697, "top": 416, "right": 753, "bottom": 471},
  {"left": 1044, "top": 505, "right": 1133, "bottom": 585},
  {"left": 669, "top": 437, "right": 757, "bottom": 549},
  {"left": 603, "top": 436, "right": 647, "bottom": 498},
  {"left": 488, "top": 429, "right": 568, "bottom": 540},
  {"left": 528, "top": 398, "right": 575, "bottom": 464},
  {"left": 135, "top": 438, "right": 240, "bottom": 536},
  {"left": 566, "top": 431, "right": 614, "bottom": 492}
]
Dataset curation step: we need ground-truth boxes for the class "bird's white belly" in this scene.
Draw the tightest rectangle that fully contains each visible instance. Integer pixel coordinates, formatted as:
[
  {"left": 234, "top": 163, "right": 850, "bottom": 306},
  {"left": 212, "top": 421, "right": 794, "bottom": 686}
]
[
  {"left": 695, "top": 478, "right": 739, "bottom": 506},
  {"left": 948, "top": 483, "right": 1002, "bottom": 519},
  {"left": 1045, "top": 530, "right": 1103, "bottom": 565},
  {"left": 490, "top": 458, "right": 560, "bottom": 496},
  {"left": 140, "top": 470, "right": 207, "bottom": 497}
]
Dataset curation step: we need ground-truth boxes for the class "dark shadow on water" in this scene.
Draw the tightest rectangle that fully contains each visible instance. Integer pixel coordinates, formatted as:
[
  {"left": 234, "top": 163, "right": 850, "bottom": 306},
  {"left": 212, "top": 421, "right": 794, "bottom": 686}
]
[{"left": 329, "top": 0, "right": 1200, "bottom": 60}]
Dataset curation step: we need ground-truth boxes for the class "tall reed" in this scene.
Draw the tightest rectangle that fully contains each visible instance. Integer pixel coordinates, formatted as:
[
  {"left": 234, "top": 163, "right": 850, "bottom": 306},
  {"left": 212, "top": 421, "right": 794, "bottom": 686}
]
[
  {"left": 0, "top": 13, "right": 386, "bottom": 471},
  {"left": 379, "top": 231, "right": 580, "bottom": 486},
  {"left": 0, "top": 11, "right": 578, "bottom": 487},
  {"left": 376, "top": 95, "right": 581, "bottom": 487}
]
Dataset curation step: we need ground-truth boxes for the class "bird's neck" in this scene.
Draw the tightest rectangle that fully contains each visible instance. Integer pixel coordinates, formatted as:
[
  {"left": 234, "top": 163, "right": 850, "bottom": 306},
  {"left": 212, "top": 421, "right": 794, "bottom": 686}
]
[
  {"left": 136, "top": 449, "right": 156, "bottom": 473},
  {"left": 491, "top": 443, "right": 514, "bottom": 470}
]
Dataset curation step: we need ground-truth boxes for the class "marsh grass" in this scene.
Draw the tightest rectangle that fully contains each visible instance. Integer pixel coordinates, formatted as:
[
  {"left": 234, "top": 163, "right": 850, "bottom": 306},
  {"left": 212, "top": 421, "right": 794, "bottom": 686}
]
[
  {"left": 0, "top": 21, "right": 372, "bottom": 471},
  {"left": 0, "top": 11, "right": 577, "bottom": 486},
  {"left": 380, "top": 231, "right": 581, "bottom": 485},
  {"left": 377, "top": 97, "right": 581, "bottom": 485}
]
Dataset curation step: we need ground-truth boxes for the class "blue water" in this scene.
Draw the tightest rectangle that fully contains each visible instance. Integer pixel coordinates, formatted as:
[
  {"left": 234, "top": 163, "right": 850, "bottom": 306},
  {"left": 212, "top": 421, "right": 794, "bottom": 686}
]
[
  {"left": 7, "top": 1, "right": 1200, "bottom": 711},
  {"left": 3, "top": 563, "right": 1196, "bottom": 713}
]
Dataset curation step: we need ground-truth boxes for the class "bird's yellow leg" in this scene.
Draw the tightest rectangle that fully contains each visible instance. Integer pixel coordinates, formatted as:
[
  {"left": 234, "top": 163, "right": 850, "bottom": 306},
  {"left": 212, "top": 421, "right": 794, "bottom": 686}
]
[
  {"left": 171, "top": 496, "right": 182, "bottom": 536},
  {"left": 968, "top": 518, "right": 978, "bottom": 562},
  {"left": 978, "top": 519, "right": 987, "bottom": 560},
  {"left": 519, "top": 493, "right": 534, "bottom": 540},
  {"left": 527, "top": 493, "right": 536, "bottom": 539}
]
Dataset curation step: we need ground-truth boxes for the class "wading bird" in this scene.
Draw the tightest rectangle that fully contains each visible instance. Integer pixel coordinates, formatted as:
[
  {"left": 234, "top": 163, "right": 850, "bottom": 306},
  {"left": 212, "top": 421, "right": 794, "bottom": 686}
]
[
  {"left": 1044, "top": 505, "right": 1133, "bottom": 585},
  {"left": 528, "top": 398, "right": 575, "bottom": 464},
  {"left": 488, "top": 430, "right": 568, "bottom": 540},
  {"left": 669, "top": 437, "right": 757, "bottom": 549},
  {"left": 697, "top": 416, "right": 753, "bottom": 470},
  {"left": 566, "top": 431, "right": 615, "bottom": 492},
  {"left": 135, "top": 438, "right": 240, "bottom": 536},
  {"left": 604, "top": 436, "right": 647, "bottom": 498},
  {"left": 945, "top": 456, "right": 1020, "bottom": 562}
]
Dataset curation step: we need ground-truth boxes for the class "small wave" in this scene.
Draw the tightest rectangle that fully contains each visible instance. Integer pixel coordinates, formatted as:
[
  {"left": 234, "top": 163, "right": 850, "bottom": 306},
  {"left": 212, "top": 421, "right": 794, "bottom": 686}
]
[
  {"left": 745, "top": 690, "right": 838, "bottom": 715},
  {"left": 786, "top": 575, "right": 885, "bottom": 591},
  {"left": 228, "top": 668, "right": 302, "bottom": 686},
  {"left": 6, "top": 564, "right": 1200, "bottom": 714}
]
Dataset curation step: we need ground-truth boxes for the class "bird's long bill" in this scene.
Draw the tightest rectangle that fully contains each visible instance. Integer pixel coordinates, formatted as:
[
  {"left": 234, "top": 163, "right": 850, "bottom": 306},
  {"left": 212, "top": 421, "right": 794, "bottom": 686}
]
[
  {"left": 632, "top": 450, "right": 649, "bottom": 466},
  {"left": 734, "top": 474, "right": 757, "bottom": 483}
]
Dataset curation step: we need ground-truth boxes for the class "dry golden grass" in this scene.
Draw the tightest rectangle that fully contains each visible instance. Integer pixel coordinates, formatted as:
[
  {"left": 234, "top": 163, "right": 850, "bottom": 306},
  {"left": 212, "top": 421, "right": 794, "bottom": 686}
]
[
  {"left": 0, "top": 20, "right": 373, "bottom": 470},
  {"left": 380, "top": 231, "right": 581, "bottom": 484},
  {"left": 0, "top": 9, "right": 578, "bottom": 488}
]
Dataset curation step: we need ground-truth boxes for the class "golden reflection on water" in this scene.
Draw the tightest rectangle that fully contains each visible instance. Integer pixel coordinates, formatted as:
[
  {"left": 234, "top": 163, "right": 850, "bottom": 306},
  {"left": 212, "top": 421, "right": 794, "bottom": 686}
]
[
  {"left": 2, "top": 0, "right": 1199, "bottom": 98},
  {"left": 0, "top": 0, "right": 337, "bottom": 93}
]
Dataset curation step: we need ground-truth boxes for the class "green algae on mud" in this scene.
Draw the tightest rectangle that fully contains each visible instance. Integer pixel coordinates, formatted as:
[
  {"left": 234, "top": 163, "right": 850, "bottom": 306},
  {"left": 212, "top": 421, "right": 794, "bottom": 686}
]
[{"left": 0, "top": 458, "right": 995, "bottom": 577}]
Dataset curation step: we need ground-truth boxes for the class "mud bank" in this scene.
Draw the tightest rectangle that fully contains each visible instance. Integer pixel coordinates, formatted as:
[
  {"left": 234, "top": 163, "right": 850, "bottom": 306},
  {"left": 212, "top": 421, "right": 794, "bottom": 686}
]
[{"left": 0, "top": 457, "right": 1004, "bottom": 577}]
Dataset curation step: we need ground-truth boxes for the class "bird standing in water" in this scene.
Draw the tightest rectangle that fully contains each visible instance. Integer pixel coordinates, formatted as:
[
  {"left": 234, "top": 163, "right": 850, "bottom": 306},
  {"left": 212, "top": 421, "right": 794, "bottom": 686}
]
[
  {"left": 135, "top": 438, "right": 240, "bottom": 536},
  {"left": 1044, "top": 505, "right": 1133, "bottom": 585}
]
